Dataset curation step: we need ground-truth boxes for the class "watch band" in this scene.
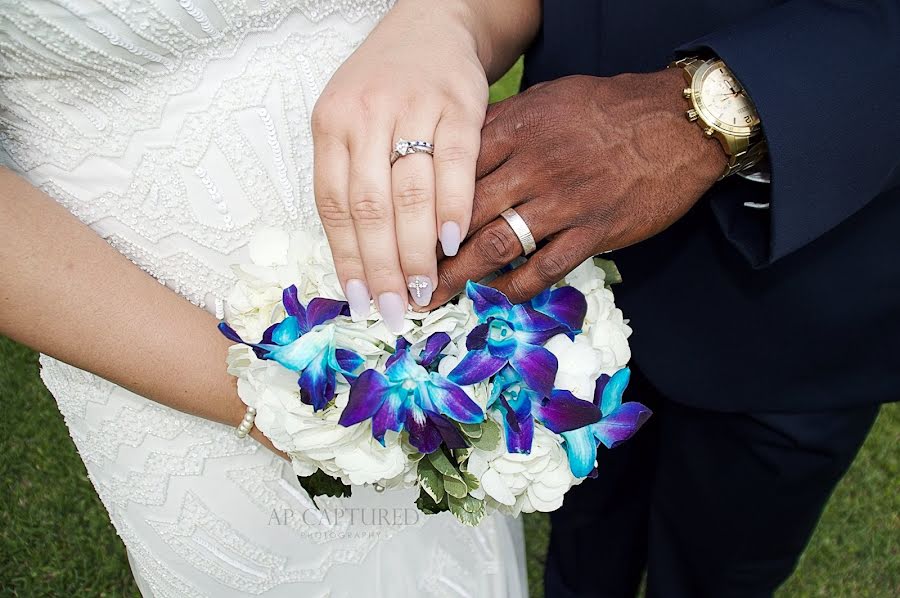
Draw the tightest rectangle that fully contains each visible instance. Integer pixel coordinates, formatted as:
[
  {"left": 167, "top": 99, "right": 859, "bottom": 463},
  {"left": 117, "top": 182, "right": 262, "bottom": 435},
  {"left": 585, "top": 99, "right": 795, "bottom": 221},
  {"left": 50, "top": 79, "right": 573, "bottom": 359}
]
[
  {"left": 672, "top": 56, "right": 704, "bottom": 76},
  {"left": 729, "top": 140, "right": 768, "bottom": 179}
]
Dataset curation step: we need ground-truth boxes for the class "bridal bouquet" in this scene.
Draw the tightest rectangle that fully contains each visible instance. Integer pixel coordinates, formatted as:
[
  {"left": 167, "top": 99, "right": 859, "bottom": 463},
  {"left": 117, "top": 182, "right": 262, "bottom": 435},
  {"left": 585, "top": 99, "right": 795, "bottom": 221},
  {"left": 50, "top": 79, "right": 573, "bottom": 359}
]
[{"left": 219, "top": 229, "right": 650, "bottom": 525}]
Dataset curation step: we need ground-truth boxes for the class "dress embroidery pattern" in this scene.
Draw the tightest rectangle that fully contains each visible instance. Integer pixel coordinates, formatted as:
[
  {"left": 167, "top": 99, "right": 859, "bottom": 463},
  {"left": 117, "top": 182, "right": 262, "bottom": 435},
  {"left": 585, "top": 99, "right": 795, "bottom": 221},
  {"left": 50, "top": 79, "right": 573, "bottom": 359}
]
[{"left": 4, "top": 2, "right": 525, "bottom": 595}]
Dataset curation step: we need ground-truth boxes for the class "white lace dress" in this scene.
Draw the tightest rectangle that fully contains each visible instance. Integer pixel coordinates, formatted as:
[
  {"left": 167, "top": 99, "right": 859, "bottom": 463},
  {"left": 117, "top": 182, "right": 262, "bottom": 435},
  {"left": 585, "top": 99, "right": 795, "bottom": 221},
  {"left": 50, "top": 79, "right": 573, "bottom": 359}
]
[{"left": 0, "top": 1, "right": 527, "bottom": 596}]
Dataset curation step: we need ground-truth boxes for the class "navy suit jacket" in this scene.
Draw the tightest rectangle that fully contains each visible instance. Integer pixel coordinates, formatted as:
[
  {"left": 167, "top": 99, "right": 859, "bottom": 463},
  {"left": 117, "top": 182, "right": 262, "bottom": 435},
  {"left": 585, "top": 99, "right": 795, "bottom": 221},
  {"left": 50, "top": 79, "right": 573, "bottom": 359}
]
[{"left": 524, "top": 0, "right": 900, "bottom": 411}]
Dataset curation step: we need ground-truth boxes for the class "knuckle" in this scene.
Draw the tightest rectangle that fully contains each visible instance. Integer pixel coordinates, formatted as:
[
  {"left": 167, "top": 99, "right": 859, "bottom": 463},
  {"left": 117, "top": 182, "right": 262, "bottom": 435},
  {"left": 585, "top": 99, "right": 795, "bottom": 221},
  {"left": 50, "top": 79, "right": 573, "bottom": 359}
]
[
  {"left": 310, "top": 107, "right": 328, "bottom": 134},
  {"left": 315, "top": 195, "right": 351, "bottom": 228},
  {"left": 399, "top": 245, "right": 432, "bottom": 264},
  {"left": 477, "top": 226, "right": 516, "bottom": 264},
  {"left": 401, "top": 253, "right": 433, "bottom": 274},
  {"left": 362, "top": 263, "right": 399, "bottom": 286},
  {"left": 394, "top": 179, "right": 432, "bottom": 211},
  {"left": 464, "top": 99, "right": 489, "bottom": 122},
  {"left": 311, "top": 98, "right": 339, "bottom": 133},
  {"left": 313, "top": 92, "right": 386, "bottom": 136},
  {"left": 359, "top": 91, "right": 392, "bottom": 117},
  {"left": 505, "top": 277, "right": 532, "bottom": 303},
  {"left": 438, "top": 265, "right": 460, "bottom": 293},
  {"left": 436, "top": 145, "right": 473, "bottom": 169},
  {"left": 440, "top": 191, "right": 470, "bottom": 214},
  {"left": 335, "top": 254, "right": 364, "bottom": 272},
  {"left": 532, "top": 251, "right": 569, "bottom": 282},
  {"left": 591, "top": 208, "right": 616, "bottom": 231},
  {"left": 350, "top": 192, "right": 391, "bottom": 226},
  {"left": 446, "top": 91, "right": 487, "bottom": 117}
]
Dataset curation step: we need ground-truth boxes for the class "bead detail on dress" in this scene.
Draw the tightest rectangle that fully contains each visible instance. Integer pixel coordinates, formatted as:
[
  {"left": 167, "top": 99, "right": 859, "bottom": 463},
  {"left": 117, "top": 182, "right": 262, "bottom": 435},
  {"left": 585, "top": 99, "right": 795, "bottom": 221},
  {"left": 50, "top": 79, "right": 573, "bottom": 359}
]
[{"left": 8, "top": 3, "right": 523, "bottom": 597}]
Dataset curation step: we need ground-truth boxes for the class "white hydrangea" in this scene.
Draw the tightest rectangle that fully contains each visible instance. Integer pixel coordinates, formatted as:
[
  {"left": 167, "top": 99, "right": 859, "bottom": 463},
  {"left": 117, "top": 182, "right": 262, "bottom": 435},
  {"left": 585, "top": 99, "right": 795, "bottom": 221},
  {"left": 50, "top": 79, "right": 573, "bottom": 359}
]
[
  {"left": 226, "top": 228, "right": 365, "bottom": 339},
  {"left": 222, "top": 229, "right": 481, "bottom": 488},
  {"left": 544, "top": 334, "right": 604, "bottom": 401},
  {"left": 227, "top": 345, "right": 412, "bottom": 486},
  {"left": 565, "top": 258, "right": 632, "bottom": 373},
  {"left": 227, "top": 228, "right": 473, "bottom": 345},
  {"left": 222, "top": 228, "right": 633, "bottom": 518},
  {"left": 466, "top": 417, "right": 581, "bottom": 516}
]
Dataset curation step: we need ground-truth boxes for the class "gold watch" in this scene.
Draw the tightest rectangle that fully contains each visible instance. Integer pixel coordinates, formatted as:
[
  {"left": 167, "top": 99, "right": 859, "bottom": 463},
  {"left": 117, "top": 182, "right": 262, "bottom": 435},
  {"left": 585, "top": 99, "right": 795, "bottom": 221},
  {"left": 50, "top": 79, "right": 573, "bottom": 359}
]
[{"left": 673, "top": 56, "right": 767, "bottom": 179}]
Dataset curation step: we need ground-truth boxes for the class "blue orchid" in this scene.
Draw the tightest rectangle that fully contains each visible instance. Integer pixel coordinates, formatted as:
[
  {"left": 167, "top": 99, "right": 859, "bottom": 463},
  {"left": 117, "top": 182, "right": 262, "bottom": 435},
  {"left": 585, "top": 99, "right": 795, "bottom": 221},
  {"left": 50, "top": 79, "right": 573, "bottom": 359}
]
[
  {"left": 448, "top": 282, "right": 570, "bottom": 396},
  {"left": 218, "top": 285, "right": 364, "bottom": 411},
  {"left": 339, "top": 333, "right": 485, "bottom": 453},
  {"left": 529, "top": 286, "right": 587, "bottom": 338},
  {"left": 561, "top": 367, "right": 652, "bottom": 478},
  {"left": 489, "top": 366, "right": 600, "bottom": 453}
]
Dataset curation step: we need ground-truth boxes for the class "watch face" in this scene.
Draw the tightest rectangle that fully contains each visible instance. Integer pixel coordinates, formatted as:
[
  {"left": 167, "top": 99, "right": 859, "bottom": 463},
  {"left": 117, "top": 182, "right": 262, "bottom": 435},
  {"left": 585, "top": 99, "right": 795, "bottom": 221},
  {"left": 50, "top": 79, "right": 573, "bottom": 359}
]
[{"left": 694, "top": 60, "right": 760, "bottom": 136}]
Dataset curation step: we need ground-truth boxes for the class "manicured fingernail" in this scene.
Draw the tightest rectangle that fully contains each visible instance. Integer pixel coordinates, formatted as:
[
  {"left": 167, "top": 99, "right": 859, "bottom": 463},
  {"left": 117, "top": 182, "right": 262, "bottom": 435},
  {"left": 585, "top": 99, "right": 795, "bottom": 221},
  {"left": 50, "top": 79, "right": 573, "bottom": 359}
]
[
  {"left": 377, "top": 292, "right": 406, "bottom": 333},
  {"left": 406, "top": 275, "right": 434, "bottom": 307},
  {"left": 345, "top": 279, "right": 371, "bottom": 321},
  {"left": 440, "top": 221, "right": 461, "bottom": 257}
]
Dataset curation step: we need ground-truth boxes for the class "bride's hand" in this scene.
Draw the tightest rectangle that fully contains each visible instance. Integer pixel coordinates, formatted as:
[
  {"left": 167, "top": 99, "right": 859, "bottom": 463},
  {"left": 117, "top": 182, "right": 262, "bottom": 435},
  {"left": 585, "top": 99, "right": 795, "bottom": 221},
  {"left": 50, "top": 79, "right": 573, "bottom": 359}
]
[{"left": 311, "top": 0, "right": 489, "bottom": 331}]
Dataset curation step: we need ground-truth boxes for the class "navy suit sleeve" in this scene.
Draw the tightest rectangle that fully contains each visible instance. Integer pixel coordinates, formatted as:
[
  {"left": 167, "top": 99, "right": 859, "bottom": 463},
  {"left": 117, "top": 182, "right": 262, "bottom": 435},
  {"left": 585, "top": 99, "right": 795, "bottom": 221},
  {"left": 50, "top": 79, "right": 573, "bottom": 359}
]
[{"left": 680, "top": 0, "right": 900, "bottom": 266}]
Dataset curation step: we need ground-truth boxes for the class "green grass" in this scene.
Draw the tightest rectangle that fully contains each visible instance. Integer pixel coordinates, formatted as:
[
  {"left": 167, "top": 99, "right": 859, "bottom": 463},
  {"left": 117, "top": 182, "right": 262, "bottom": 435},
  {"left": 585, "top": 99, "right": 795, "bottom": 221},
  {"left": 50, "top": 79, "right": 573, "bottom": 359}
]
[
  {"left": 521, "top": 406, "right": 900, "bottom": 598},
  {"left": 490, "top": 57, "right": 524, "bottom": 104},
  {"left": 0, "top": 338, "right": 140, "bottom": 597},
  {"left": 2, "top": 61, "right": 898, "bottom": 597},
  {"left": 2, "top": 335, "right": 897, "bottom": 596}
]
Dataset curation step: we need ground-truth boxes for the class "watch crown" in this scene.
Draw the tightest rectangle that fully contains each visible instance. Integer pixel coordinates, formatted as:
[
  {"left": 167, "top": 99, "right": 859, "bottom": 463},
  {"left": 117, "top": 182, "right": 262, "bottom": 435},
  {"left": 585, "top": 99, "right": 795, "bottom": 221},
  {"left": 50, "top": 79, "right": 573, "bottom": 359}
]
[
  {"left": 686, "top": 109, "right": 699, "bottom": 122},
  {"left": 682, "top": 87, "right": 693, "bottom": 99},
  {"left": 704, "top": 127, "right": 715, "bottom": 137}
]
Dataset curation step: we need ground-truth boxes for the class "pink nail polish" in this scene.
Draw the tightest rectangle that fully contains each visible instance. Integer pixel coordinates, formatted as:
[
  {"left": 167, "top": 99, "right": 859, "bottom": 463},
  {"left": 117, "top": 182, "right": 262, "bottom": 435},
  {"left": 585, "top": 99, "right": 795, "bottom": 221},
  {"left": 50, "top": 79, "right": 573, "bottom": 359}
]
[
  {"left": 378, "top": 292, "right": 406, "bottom": 334},
  {"left": 440, "top": 221, "right": 461, "bottom": 257},
  {"left": 345, "top": 279, "right": 371, "bottom": 321}
]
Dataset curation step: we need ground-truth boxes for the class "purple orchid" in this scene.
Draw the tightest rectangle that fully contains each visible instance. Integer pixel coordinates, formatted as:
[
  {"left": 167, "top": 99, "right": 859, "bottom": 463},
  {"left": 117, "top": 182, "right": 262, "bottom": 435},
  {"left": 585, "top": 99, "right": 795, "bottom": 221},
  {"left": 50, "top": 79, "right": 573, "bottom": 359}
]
[
  {"left": 561, "top": 367, "right": 652, "bottom": 478},
  {"left": 448, "top": 282, "right": 571, "bottom": 396},
  {"left": 218, "top": 285, "right": 364, "bottom": 411},
  {"left": 489, "top": 366, "right": 600, "bottom": 453},
  {"left": 529, "top": 286, "right": 587, "bottom": 337},
  {"left": 339, "top": 333, "right": 484, "bottom": 454}
]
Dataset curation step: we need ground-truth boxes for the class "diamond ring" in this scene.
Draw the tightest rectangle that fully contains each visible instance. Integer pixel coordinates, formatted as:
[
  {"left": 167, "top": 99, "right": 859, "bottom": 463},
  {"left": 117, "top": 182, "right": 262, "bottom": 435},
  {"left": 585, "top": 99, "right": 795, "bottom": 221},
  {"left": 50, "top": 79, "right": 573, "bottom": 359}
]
[{"left": 390, "top": 138, "right": 435, "bottom": 166}]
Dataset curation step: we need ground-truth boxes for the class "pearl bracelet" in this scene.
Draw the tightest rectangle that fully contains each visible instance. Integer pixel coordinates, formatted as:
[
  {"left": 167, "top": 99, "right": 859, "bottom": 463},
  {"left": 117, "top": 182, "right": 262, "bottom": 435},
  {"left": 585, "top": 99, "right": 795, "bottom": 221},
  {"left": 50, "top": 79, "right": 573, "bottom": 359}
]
[{"left": 235, "top": 405, "right": 257, "bottom": 438}]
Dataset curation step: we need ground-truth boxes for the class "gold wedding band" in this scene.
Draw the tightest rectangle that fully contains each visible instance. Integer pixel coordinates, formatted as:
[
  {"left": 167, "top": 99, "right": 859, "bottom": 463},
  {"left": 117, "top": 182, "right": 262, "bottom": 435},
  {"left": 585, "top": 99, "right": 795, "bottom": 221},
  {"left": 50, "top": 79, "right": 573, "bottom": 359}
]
[{"left": 500, "top": 208, "right": 537, "bottom": 256}]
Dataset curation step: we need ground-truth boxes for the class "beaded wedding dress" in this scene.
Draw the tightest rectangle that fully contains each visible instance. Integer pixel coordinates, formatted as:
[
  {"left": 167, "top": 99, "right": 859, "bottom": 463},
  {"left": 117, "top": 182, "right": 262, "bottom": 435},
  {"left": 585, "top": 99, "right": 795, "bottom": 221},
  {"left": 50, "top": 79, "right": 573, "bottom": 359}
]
[{"left": 0, "top": 1, "right": 527, "bottom": 596}]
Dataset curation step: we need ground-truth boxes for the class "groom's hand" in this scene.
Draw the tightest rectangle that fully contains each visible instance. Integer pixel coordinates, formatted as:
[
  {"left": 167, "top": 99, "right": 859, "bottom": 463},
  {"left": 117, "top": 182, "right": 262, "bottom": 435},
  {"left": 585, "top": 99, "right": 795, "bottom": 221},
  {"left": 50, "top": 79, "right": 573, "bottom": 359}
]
[{"left": 427, "top": 69, "right": 727, "bottom": 306}]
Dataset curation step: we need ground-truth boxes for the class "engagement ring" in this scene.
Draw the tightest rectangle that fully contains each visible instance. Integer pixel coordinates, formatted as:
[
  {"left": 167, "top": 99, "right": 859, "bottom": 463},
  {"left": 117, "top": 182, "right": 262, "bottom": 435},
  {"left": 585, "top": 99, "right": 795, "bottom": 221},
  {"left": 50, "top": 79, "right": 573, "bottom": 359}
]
[{"left": 390, "top": 138, "right": 434, "bottom": 166}]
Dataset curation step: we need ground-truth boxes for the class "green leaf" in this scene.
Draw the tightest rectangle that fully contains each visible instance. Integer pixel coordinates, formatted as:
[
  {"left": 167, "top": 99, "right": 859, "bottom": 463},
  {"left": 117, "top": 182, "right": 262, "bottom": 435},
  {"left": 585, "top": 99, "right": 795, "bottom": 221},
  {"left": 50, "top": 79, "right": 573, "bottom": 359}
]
[
  {"left": 297, "top": 470, "right": 351, "bottom": 501},
  {"left": 401, "top": 432, "right": 426, "bottom": 461},
  {"left": 460, "top": 494, "right": 484, "bottom": 513},
  {"left": 443, "top": 475, "right": 469, "bottom": 499},
  {"left": 427, "top": 448, "right": 464, "bottom": 481},
  {"left": 416, "top": 488, "right": 449, "bottom": 515},
  {"left": 459, "top": 422, "right": 483, "bottom": 439},
  {"left": 469, "top": 419, "right": 501, "bottom": 451},
  {"left": 594, "top": 257, "right": 623, "bottom": 286},
  {"left": 448, "top": 495, "right": 486, "bottom": 526},
  {"left": 417, "top": 460, "right": 445, "bottom": 503},
  {"left": 461, "top": 469, "right": 480, "bottom": 491}
]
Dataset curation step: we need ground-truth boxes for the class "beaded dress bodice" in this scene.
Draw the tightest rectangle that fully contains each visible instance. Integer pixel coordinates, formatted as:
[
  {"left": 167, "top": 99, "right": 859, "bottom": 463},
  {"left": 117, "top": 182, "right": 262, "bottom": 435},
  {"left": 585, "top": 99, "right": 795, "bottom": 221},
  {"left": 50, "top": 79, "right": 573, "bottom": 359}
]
[
  {"left": 0, "top": 0, "right": 386, "bottom": 314},
  {"left": 0, "top": 2, "right": 526, "bottom": 596}
]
